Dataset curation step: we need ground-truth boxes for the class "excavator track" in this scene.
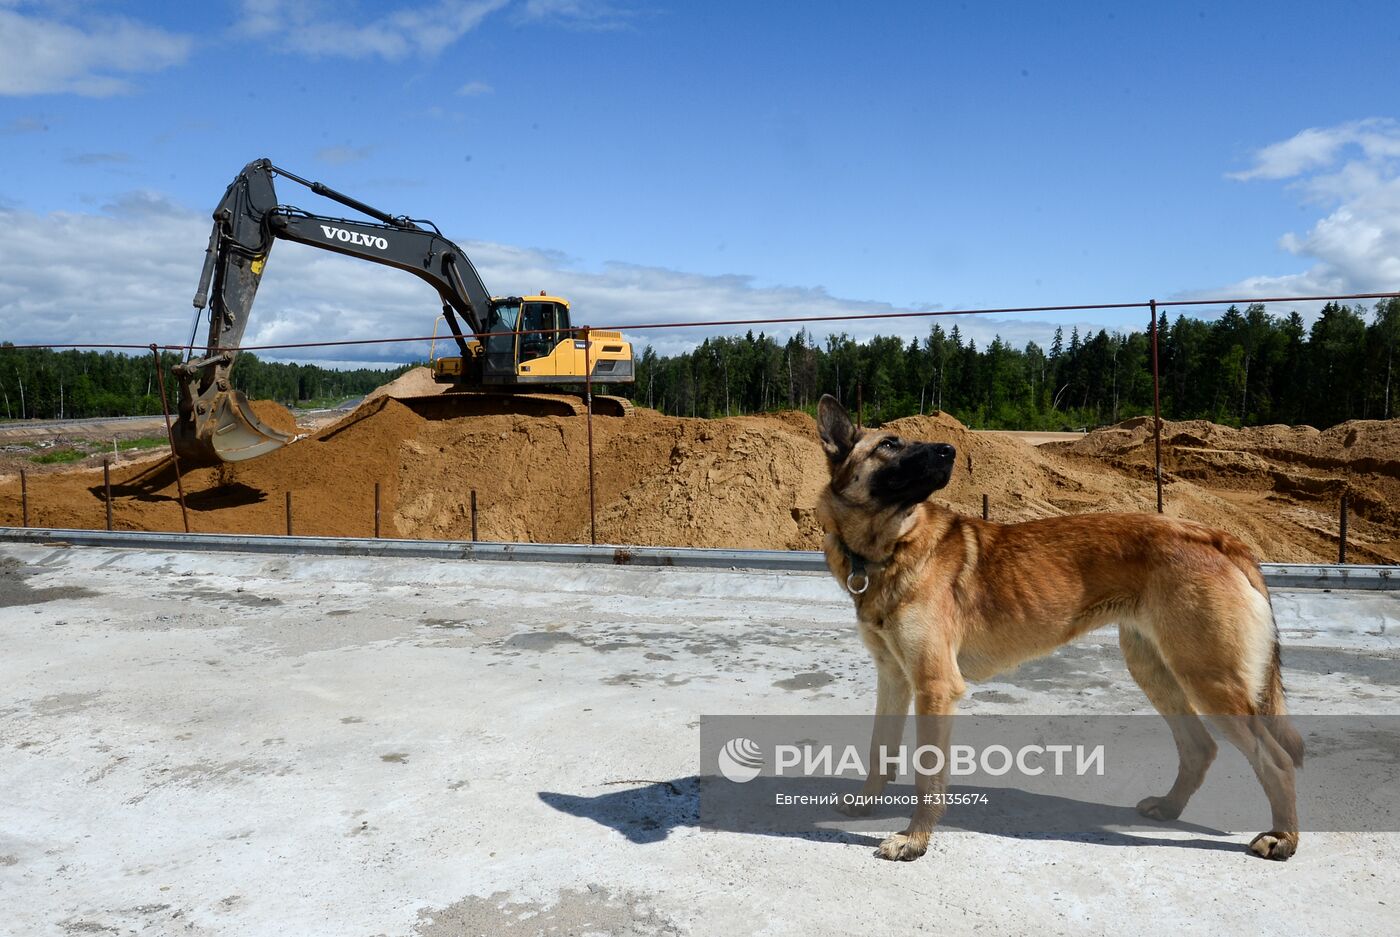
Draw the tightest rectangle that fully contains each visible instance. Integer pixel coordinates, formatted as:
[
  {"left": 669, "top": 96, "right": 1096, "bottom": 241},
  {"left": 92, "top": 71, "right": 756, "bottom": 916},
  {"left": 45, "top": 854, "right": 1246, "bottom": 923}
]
[
  {"left": 592, "top": 394, "right": 635, "bottom": 417},
  {"left": 391, "top": 389, "right": 635, "bottom": 420}
]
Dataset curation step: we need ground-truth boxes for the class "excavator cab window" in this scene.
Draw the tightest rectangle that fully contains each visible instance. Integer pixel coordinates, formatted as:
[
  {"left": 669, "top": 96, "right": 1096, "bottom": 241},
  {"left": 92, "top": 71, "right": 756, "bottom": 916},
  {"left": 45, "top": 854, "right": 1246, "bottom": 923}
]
[
  {"left": 520, "top": 302, "right": 559, "bottom": 362},
  {"left": 488, "top": 302, "right": 521, "bottom": 333},
  {"left": 481, "top": 301, "right": 521, "bottom": 375}
]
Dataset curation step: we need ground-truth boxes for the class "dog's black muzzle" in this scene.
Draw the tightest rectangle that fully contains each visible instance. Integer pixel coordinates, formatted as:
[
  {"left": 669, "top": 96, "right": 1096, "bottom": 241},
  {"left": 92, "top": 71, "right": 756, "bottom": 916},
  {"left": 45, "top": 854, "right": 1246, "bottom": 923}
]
[{"left": 871, "top": 442, "right": 957, "bottom": 508}]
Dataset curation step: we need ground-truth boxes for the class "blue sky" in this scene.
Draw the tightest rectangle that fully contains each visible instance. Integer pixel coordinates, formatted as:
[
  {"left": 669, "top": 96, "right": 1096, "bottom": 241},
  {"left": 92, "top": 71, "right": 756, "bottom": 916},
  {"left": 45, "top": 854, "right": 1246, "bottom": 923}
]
[{"left": 2, "top": 0, "right": 1398, "bottom": 364}]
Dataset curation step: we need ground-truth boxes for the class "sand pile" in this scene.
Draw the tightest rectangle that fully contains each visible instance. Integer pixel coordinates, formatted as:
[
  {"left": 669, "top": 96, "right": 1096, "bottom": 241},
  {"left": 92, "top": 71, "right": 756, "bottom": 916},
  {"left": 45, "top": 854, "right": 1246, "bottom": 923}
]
[
  {"left": 1, "top": 390, "right": 1395, "bottom": 563},
  {"left": 388, "top": 406, "right": 831, "bottom": 548},
  {"left": 248, "top": 399, "right": 301, "bottom": 437},
  {"left": 1047, "top": 418, "right": 1400, "bottom": 562},
  {"left": 361, "top": 366, "right": 444, "bottom": 404}
]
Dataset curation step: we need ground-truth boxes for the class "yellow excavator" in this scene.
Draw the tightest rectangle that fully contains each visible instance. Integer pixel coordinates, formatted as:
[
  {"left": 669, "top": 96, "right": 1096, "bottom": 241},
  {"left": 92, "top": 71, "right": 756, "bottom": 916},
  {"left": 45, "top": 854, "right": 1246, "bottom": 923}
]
[{"left": 172, "top": 158, "right": 634, "bottom": 465}]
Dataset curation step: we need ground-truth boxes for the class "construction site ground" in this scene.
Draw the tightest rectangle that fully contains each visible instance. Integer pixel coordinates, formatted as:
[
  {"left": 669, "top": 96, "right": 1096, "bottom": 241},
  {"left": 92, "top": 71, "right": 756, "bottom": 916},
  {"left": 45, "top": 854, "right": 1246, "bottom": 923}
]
[
  {"left": 2, "top": 541, "right": 1397, "bottom": 936},
  {"left": 0, "top": 368, "right": 1396, "bottom": 564}
]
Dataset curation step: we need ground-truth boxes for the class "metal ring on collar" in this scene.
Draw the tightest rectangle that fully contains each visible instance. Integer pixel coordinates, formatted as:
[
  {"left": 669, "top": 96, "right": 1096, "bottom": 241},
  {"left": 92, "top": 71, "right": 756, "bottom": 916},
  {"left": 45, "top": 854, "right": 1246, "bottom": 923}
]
[{"left": 846, "top": 572, "right": 869, "bottom": 595}]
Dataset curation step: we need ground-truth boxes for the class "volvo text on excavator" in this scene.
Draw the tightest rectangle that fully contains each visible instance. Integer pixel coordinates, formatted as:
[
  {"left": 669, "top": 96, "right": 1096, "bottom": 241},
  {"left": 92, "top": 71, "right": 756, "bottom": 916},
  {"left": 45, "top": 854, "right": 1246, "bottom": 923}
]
[{"left": 172, "top": 157, "right": 634, "bottom": 465}]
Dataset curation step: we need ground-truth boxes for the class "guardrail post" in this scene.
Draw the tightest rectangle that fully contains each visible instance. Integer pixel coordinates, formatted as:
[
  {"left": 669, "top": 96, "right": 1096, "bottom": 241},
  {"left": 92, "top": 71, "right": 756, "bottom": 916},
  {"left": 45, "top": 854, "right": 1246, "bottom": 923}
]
[
  {"left": 285, "top": 491, "right": 293, "bottom": 536},
  {"left": 982, "top": 493, "right": 989, "bottom": 521},
  {"left": 20, "top": 469, "right": 29, "bottom": 527},
  {"left": 470, "top": 489, "right": 478, "bottom": 542}
]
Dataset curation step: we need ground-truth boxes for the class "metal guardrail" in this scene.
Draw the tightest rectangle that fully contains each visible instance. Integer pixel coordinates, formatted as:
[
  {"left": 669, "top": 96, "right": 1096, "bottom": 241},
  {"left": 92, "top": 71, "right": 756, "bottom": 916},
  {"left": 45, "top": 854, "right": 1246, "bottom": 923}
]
[{"left": 0, "top": 526, "right": 1395, "bottom": 590}]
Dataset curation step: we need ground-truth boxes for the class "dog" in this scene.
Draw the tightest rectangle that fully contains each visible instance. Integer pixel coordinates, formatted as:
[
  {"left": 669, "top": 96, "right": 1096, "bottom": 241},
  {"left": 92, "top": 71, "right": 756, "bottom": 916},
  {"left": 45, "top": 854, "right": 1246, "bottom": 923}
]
[{"left": 813, "top": 394, "right": 1303, "bottom": 862}]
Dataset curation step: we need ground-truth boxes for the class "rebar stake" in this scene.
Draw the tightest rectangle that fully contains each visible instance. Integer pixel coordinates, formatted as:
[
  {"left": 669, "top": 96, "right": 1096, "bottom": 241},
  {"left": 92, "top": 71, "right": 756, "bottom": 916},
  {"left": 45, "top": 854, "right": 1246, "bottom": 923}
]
[
  {"left": 1339, "top": 492, "right": 1349, "bottom": 564},
  {"left": 584, "top": 327, "right": 597, "bottom": 546},
  {"left": 1150, "top": 299, "right": 1164, "bottom": 514},
  {"left": 103, "top": 459, "right": 113, "bottom": 531},
  {"left": 150, "top": 344, "right": 191, "bottom": 534}
]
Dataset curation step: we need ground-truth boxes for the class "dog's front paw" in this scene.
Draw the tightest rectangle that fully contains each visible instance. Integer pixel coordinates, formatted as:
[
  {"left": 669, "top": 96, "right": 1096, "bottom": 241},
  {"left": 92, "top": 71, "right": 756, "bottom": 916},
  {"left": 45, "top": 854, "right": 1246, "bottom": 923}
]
[
  {"left": 874, "top": 832, "right": 928, "bottom": 861},
  {"left": 1136, "top": 795, "right": 1183, "bottom": 821},
  {"left": 1249, "top": 831, "right": 1297, "bottom": 861}
]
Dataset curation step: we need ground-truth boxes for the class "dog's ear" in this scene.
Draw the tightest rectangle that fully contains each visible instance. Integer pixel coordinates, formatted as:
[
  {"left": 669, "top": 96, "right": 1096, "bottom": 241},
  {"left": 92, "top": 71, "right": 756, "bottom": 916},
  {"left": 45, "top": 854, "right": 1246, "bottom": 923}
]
[{"left": 817, "top": 394, "right": 856, "bottom": 464}]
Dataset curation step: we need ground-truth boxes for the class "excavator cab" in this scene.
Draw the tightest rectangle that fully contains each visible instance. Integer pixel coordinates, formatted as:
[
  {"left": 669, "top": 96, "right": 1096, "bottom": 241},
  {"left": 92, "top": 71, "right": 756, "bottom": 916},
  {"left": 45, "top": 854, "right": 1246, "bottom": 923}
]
[
  {"left": 432, "top": 293, "right": 633, "bottom": 392},
  {"left": 452, "top": 295, "right": 571, "bottom": 380},
  {"left": 519, "top": 299, "right": 566, "bottom": 362}
]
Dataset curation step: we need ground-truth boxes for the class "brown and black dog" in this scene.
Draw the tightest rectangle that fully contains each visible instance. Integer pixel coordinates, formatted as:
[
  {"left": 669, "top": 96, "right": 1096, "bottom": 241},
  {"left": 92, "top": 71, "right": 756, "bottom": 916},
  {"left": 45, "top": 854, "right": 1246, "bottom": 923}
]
[{"left": 814, "top": 394, "right": 1303, "bottom": 861}]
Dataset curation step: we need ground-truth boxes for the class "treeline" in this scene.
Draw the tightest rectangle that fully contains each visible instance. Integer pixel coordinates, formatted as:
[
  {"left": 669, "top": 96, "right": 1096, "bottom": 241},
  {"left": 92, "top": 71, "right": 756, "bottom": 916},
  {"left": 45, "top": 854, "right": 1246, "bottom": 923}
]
[
  {"left": 627, "top": 300, "right": 1400, "bottom": 430},
  {"left": 0, "top": 345, "right": 412, "bottom": 420},
  {"left": 4, "top": 299, "right": 1397, "bottom": 429}
]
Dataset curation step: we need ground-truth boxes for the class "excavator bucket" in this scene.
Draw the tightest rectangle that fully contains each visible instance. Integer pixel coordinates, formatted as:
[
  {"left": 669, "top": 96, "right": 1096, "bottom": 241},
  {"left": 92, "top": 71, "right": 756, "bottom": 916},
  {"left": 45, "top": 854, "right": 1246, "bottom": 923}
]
[
  {"left": 210, "top": 391, "right": 294, "bottom": 461},
  {"left": 173, "top": 390, "right": 294, "bottom": 466}
]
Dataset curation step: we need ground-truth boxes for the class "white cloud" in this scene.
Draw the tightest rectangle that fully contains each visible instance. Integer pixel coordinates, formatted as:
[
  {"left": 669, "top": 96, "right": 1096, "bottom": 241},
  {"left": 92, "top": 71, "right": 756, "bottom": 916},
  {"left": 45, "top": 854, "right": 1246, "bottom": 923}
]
[
  {"left": 315, "top": 145, "right": 374, "bottom": 165},
  {"left": 1, "top": 115, "right": 50, "bottom": 133},
  {"left": 237, "top": 0, "right": 508, "bottom": 59},
  {"left": 1228, "top": 119, "right": 1400, "bottom": 182},
  {"left": 1210, "top": 118, "right": 1400, "bottom": 303},
  {"left": 0, "top": 8, "right": 191, "bottom": 96},
  {"left": 519, "top": 0, "right": 633, "bottom": 29},
  {"left": 64, "top": 151, "right": 133, "bottom": 166},
  {"left": 455, "top": 80, "right": 492, "bottom": 96},
  {"left": 0, "top": 195, "right": 1090, "bottom": 369}
]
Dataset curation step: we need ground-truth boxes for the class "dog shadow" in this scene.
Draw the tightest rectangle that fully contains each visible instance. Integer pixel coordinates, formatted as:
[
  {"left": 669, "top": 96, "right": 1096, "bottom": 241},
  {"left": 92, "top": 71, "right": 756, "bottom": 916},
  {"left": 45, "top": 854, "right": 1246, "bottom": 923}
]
[{"left": 538, "top": 776, "right": 1242, "bottom": 853}]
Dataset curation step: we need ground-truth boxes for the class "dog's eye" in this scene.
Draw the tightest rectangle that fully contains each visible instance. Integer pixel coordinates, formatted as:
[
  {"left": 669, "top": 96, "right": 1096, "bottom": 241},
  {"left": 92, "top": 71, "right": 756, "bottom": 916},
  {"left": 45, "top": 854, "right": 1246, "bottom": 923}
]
[{"left": 877, "top": 438, "right": 900, "bottom": 452}]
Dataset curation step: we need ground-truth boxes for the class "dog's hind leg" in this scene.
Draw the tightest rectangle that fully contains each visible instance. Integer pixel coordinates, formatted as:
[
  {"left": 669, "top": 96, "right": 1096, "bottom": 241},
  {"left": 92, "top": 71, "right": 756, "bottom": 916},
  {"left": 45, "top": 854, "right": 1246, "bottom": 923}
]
[
  {"left": 1196, "top": 708, "right": 1300, "bottom": 860},
  {"left": 1119, "top": 627, "right": 1217, "bottom": 821},
  {"left": 1156, "top": 639, "right": 1300, "bottom": 861}
]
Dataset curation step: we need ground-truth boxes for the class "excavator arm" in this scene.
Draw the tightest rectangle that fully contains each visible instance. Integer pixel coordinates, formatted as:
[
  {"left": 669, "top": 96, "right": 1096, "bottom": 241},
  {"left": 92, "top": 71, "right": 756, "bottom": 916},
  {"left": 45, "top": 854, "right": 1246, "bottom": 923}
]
[{"left": 172, "top": 158, "right": 517, "bottom": 464}]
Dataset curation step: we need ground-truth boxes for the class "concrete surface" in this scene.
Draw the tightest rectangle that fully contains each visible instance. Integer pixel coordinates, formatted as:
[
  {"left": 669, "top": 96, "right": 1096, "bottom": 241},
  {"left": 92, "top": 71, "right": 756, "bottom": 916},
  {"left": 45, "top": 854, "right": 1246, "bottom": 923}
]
[{"left": 1, "top": 542, "right": 1398, "bottom": 936}]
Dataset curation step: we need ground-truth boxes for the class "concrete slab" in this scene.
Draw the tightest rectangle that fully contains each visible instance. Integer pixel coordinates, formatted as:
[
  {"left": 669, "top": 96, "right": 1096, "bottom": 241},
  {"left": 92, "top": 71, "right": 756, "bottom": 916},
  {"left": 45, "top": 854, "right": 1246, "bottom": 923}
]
[{"left": 2, "top": 543, "right": 1398, "bottom": 936}]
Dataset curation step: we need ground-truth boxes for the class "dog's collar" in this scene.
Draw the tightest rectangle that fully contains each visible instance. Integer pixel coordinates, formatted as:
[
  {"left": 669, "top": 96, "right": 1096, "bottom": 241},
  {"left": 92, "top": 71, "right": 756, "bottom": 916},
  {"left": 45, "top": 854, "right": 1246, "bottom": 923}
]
[{"left": 839, "top": 538, "right": 886, "bottom": 595}]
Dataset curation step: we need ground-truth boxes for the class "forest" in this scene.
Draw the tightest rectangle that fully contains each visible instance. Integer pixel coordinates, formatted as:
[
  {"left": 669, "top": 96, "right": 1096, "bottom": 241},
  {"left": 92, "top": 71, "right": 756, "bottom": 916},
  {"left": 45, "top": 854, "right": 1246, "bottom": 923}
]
[
  {"left": 0, "top": 346, "right": 410, "bottom": 421},
  {"left": 630, "top": 299, "right": 1400, "bottom": 430},
  {"left": 1, "top": 299, "right": 1396, "bottom": 430}
]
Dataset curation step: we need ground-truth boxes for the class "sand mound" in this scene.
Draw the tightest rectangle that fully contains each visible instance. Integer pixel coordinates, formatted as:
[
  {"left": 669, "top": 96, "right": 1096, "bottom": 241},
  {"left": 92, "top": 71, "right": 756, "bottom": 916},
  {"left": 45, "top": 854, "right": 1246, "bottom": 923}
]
[
  {"left": 248, "top": 399, "right": 301, "bottom": 437},
  {"left": 2, "top": 391, "right": 1395, "bottom": 563},
  {"left": 1047, "top": 417, "right": 1400, "bottom": 562},
  {"left": 361, "top": 366, "right": 444, "bottom": 404}
]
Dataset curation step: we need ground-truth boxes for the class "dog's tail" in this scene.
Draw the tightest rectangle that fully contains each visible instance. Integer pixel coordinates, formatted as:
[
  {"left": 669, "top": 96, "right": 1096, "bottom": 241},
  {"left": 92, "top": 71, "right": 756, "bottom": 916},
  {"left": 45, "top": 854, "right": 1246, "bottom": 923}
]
[
  {"left": 1258, "top": 626, "right": 1306, "bottom": 768},
  {"left": 1218, "top": 535, "right": 1305, "bottom": 768}
]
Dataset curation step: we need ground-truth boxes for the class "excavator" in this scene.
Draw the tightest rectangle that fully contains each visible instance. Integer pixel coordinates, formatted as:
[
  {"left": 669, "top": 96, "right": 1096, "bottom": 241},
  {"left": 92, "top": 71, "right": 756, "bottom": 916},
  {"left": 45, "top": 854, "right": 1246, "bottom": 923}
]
[{"left": 172, "top": 157, "right": 634, "bottom": 465}]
